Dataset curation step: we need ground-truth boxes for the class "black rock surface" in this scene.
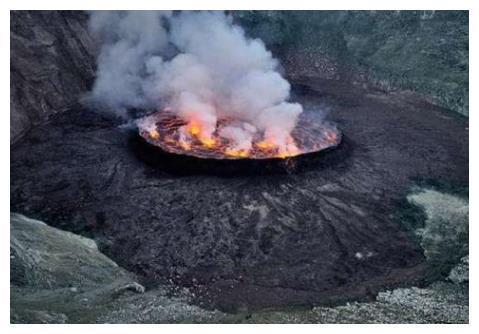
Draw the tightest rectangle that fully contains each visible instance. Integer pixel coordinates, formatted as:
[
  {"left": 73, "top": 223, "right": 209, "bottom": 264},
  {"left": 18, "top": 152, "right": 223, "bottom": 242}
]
[{"left": 11, "top": 78, "right": 468, "bottom": 312}]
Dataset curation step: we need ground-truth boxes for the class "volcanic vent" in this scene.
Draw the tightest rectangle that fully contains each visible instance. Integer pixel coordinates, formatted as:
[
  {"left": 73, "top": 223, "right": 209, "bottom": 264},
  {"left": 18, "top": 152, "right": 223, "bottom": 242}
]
[{"left": 87, "top": 11, "right": 340, "bottom": 163}]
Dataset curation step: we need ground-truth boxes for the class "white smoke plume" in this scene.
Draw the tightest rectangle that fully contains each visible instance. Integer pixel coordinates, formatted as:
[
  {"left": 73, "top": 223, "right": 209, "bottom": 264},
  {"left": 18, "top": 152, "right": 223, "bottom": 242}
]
[{"left": 88, "top": 11, "right": 303, "bottom": 152}]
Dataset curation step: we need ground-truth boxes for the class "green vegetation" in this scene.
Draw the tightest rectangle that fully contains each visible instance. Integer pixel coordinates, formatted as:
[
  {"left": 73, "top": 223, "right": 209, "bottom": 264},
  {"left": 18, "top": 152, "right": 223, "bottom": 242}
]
[{"left": 235, "top": 11, "right": 469, "bottom": 115}]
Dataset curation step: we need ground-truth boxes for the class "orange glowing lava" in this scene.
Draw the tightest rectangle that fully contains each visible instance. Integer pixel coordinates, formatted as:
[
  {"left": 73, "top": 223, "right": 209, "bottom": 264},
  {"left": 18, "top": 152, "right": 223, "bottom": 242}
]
[
  {"left": 198, "top": 136, "right": 216, "bottom": 148},
  {"left": 255, "top": 140, "right": 276, "bottom": 151},
  {"left": 148, "top": 129, "right": 160, "bottom": 140},
  {"left": 184, "top": 120, "right": 217, "bottom": 148},
  {"left": 225, "top": 148, "right": 250, "bottom": 158},
  {"left": 139, "top": 111, "right": 341, "bottom": 160},
  {"left": 187, "top": 120, "right": 201, "bottom": 136}
]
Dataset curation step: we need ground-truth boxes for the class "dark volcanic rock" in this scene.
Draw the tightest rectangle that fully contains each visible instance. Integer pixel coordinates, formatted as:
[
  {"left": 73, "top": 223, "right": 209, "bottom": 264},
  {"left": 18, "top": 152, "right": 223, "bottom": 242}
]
[
  {"left": 10, "top": 10, "right": 95, "bottom": 143},
  {"left": 10, "top": 213, "right": 467, "bottom": 323},
  {"left": 10, "top": 78, "right": 468, "bottom": 312},
  {"left": 10, "top": 213, "right": 228, "bottom": 324}
]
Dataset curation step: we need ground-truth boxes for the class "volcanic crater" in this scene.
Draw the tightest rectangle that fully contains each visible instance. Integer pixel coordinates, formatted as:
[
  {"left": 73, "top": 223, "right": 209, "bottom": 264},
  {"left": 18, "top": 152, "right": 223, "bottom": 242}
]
[{"left": 10, "top": 78, "right": 468, "bottom": 312}]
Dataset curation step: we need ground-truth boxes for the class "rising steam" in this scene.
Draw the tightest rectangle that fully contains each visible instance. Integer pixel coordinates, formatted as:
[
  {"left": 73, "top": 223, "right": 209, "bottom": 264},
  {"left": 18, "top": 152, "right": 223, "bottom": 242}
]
[{"left": 88, "top": 11, "right": 303, "bottom": 154}]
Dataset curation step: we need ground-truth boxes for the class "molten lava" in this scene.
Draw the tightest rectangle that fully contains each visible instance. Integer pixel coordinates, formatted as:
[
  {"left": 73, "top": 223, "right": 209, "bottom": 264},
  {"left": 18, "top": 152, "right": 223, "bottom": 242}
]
[{"left": 138, "top": 110, "right": 341, "bottom": 160}]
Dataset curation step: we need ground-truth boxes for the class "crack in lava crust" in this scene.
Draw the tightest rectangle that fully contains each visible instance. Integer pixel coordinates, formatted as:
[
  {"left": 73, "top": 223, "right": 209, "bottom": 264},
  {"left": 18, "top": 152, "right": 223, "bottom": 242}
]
[{"left": 138, "top": 111, "right": 342, "bottom": 160}]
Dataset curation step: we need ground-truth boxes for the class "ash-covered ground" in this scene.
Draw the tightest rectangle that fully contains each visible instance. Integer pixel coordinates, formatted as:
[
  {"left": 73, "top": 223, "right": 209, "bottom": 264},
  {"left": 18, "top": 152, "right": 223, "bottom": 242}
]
[{"left": 11, "top": 77, "right": 468, "bottom": 314}]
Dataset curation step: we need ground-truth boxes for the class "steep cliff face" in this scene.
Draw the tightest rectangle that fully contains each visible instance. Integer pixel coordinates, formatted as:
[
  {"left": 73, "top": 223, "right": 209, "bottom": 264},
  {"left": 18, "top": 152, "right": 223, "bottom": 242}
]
[{"left": 10, "top": 11, "right": 95, "bottom": 143}]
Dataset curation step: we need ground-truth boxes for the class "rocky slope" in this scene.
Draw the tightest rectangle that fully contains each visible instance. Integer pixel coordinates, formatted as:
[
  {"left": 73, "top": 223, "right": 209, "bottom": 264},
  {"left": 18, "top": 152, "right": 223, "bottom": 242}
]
[
  {"left": 10, "top": 11, "right": 95, "bottom": 143},
  {"left": 10, "top": 210, "right": 468, "bottom": 323},
  {"left": 11, "top": 213, "right": 144, "bottom": 323}
]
